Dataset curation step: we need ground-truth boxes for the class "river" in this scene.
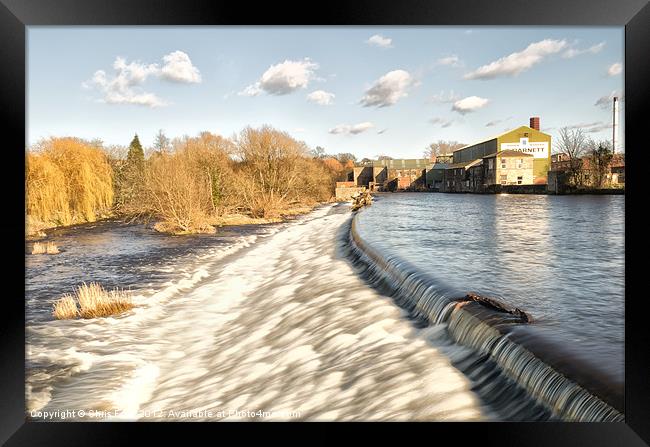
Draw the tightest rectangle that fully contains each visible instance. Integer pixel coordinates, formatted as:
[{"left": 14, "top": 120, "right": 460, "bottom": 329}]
[
  {"left": 25, "top": 194, "right": 624, "bottom": 421},
  {"left": 355, "top": 192, "right": 624, "bottom": 382}
]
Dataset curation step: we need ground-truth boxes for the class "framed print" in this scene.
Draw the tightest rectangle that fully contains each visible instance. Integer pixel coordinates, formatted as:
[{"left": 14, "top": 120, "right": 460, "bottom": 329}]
[{"left": 2, "top": 0, "right": 649, "bottom": 444}]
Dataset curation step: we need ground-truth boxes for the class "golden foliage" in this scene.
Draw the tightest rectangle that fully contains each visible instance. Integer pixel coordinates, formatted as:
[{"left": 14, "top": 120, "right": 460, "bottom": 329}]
[
  {"left": 235, "top": 126, "right": 313, "bottom": 218},
  {"left": 27, "top": 128, "right": 341, "bottom": 235},
  {"left": 26, "top": 138, "right": 114, "bottom": 228},
  {"left": 144, "top": 132, "right": 234, "bottom": 233},
  {"left": 26, "top": 153, "right": 71, "bottom": 226},
  {"left": 52, "top": 282, "right": 134, "bottom": 320}
]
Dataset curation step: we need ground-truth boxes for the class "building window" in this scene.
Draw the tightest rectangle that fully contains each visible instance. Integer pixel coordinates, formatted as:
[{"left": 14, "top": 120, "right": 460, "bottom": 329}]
[
  {"left": 501, "top": 158, "right": 506, "bottom": 169},
  {"left": 500, "top": 174, "right": 507, "bottom": 185},
  {"left": 517, "top": 176, "right": 523, "bottom": 185}
]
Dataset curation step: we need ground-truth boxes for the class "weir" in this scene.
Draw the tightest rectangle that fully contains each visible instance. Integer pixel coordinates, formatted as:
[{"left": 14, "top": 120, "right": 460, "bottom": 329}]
[{"left": 344, "top": 210, "right": 624, "bottom": 422}]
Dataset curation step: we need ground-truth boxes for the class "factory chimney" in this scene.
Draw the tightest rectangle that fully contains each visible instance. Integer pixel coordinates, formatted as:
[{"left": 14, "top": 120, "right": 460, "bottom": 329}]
[
  {"left": 612, "top": 97, "right": 619, "bottom": 154},
  {"left": 529, "top": 116, "right": 540, "bottom": 131}
]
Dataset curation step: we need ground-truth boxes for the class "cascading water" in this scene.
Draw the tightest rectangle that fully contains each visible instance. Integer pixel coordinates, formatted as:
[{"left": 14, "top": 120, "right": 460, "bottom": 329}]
[
  {"left": 345, "top": 206, "right": 624, "bottom": 422},
  {"left": 26, "top": 199, "right": 624, "bottom": 422}
]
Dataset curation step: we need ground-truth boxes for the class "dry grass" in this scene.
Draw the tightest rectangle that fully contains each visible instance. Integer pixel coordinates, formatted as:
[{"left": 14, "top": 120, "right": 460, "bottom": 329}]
[
  {"left": 31, "top": 241, "right": 59, "bottom": 255},
  {"left": 52, "top": 295, "right": 78, "bottom": 320},
  {"left": 52, "top": 282, "right": 134, "bottom": 320}
]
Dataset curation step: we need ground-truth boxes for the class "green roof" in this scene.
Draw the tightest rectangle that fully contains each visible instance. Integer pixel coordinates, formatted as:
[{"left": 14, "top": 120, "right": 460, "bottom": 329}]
[{"left": 370, "top": 158, "right": 430, "bottom": 169}]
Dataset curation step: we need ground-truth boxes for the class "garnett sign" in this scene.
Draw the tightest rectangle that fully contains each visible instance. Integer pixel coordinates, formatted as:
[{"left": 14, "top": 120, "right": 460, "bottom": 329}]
[{"left": 500, "top": 138, "right": 549, "bottom": 159}]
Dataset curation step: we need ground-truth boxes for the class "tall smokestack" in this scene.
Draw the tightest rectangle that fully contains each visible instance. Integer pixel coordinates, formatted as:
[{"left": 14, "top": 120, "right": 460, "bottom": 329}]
[
  {"left": 612, "top": 97, "right": 619, "bottom": 154},
  {"left": 530, "top": 116, "right": 540, "bottom": 131}
]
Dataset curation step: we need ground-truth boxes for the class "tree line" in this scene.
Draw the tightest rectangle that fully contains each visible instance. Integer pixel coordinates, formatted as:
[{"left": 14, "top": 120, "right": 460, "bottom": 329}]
[
  {"left": 554, "top": 127, "right": 619, "bottom": 188},
  {"left": 26, "top": 126, "right": 346, "bottom": 235}
]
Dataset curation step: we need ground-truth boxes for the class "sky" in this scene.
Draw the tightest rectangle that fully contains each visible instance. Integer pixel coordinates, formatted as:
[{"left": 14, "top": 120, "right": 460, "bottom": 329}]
[{"left": 27, "top": 26, "right": 624, "bottom": 159}]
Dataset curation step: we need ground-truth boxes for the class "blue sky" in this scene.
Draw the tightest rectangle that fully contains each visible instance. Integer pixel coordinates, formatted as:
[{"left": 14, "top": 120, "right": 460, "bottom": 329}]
[{"left": 27, "top": 26, "right": 624, "bottom": 159}]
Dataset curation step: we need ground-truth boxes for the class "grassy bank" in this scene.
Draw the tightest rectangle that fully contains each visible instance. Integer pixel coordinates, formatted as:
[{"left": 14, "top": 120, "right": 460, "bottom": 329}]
[{"left": 26, "top": 127, "right": 349, "bottom": 236}]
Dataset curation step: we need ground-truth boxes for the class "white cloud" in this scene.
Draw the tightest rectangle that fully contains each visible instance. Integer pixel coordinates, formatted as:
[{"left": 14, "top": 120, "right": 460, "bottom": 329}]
[
  {"left": 241, "top": 58, "right": 319, "bottom": 96},
  {"left": 329, "top": 122, "right": 375, "bottom": 135},
  {"left": 607, "top": 62, "right": 622, "bottom": 76},
  {"left": 437, "top": 55, "right": 462, "bottom": 67},
  {"left": 307, "top": 90, "right": 335, "bottom": 105},
  {"left": 595, "top": 91, "right": 623, "bottom": 109},
  {"left": 567, "top": 121, "right": 612, "bottom": 133},
  {"left": 84, "top": 57, "right": 167, "bottom": 108},
  {"left": 562, "top": 42, "right": 605, "bottom": 59},
  {"left": 84, "top": 51, "right": 201, "bottom": 107},
  {"left": 160, "top": 51, "right": 201, "bottom": 83},
  {"left": 452, "top": 96, "right": 489, "bottom": 114},
  {"left": 360, "top": 70, "right": 415, "bottom": 107},
  {"left": 464, "top": 39, "right": 567, "bottom": 80},
  {"left": 430, "top": 117, "right": 454, "bottom": 128},
  {"left": 429, "top": 90, "right": 460, "bottom": 104},
  {"left": 366, "top": 34, "right": 393, "bottom": 48},
  {"left": 485, "top": 116, "right": 512, "bottom": 127},
  {"left": 238, "top": 84, "right": 262, "bottom": 97}
]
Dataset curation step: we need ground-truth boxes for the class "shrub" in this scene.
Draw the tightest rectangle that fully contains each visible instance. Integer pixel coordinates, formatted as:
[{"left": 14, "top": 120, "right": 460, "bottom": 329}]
[
  {"left": 144, "top": 132, "right": 234, "bottom": 233},
  {"left": 52, "top": 282, "right": 133, "bottom": 320},
  {"left": 235, "top": 126, "right": 309, "bottom": 218},
  {"left": 52, "top": 295, "right": 78, "bottom": 320},
  {"left": 31, "top": 241, "right": 59, "bottom": 255}
]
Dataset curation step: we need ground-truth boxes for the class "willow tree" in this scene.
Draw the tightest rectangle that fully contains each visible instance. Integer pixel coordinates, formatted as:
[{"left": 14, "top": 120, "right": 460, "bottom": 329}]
[{"left": 26, "top": 137, "right": 113, "bottom": 228}]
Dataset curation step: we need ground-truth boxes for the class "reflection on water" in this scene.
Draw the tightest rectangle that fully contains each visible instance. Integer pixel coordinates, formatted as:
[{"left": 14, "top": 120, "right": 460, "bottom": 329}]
[{"left": 356, "top": 193, "right": 624, "bottom": 381}]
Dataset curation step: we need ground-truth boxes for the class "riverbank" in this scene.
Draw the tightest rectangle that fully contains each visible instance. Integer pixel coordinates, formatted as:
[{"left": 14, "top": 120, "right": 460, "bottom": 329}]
[{"left": 26, "top": 201, "right": 333, "bottom": 240}]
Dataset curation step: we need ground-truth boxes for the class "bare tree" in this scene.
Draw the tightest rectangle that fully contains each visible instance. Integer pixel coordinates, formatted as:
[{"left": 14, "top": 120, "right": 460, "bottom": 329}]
[
  {"left": 586, "top": 139, "right": 613, "bottom": 188},
  {"left": 424, "top": 140, "right": 464, "bottom": 161},
  {"left": 235, "top": 126, "right": 307, "bottom": 218},
  {"left": 153, "top": 129, "right": 171, "bottom": 154},
  {"left": 555, "top": 127, "right": 587, "bottom": 186},
  {"left": 335, "top": 152, "right": 357, "bottom": 164},
  {"left": 310, "top": 146, "right": 327, "bottom": 159}
]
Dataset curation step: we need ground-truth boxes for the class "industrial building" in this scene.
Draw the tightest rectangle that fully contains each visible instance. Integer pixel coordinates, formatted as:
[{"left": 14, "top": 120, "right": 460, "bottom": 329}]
[
  {"left": 441, "top": 117, "right": 551, "bottom": 192},
  {"left": 353, "top": 158, "right": 431, "bottom": 191}
]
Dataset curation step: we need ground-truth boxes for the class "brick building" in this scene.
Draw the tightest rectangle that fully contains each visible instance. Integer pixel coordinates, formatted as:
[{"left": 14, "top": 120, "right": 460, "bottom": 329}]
[{"left": 353, "top": 159, "right": 431, "bottom": 191}]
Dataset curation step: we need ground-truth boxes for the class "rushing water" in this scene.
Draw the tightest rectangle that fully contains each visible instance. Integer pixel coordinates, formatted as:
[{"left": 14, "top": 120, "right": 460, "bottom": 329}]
[
  {"left": 25, "top": 205, "right": 487, "bottom": 421},
  {"left": 24, "top": 195, "right": 624, "bottom": 421},
  {"left": 355, "top": 193, "right": 625, "bottom": 383}
]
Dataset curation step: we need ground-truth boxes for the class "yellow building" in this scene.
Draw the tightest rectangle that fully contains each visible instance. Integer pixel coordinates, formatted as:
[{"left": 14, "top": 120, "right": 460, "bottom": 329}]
[{"left": 451, "top": 117, "right": 552, "bottom": 184}]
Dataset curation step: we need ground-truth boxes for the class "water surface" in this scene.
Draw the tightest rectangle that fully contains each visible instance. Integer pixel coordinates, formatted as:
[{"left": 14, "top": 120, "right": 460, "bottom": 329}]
[{"left": 355, "top": 193, "right": 624, "bottom": 380}]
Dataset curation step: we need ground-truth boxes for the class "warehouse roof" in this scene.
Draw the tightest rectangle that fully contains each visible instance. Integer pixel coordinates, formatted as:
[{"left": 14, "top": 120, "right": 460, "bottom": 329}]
[
  {"left": 453, "top": 125, "right": 550, "bottom": 152},
  {"left": 446, "top": 158, "right": 483, "bottom": 169},
  {"left": 370, "top": 158, "right": 430, "bottom": 169}
]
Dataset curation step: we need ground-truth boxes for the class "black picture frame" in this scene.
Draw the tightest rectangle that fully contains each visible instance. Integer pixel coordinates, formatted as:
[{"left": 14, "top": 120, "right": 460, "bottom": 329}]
[{"left": 2, "top": 0, "right": 648, "bottom": 444}]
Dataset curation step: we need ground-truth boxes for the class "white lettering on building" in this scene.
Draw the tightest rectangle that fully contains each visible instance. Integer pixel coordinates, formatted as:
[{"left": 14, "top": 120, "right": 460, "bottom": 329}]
[{"left": 500, "top": 138, "right": 549, "bottom": 159}]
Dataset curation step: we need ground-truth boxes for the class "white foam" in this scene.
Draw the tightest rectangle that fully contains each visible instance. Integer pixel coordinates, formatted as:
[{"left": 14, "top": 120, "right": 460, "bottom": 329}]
[{"left": 27, "top": 203, "right": 484, "bottom": 421}]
